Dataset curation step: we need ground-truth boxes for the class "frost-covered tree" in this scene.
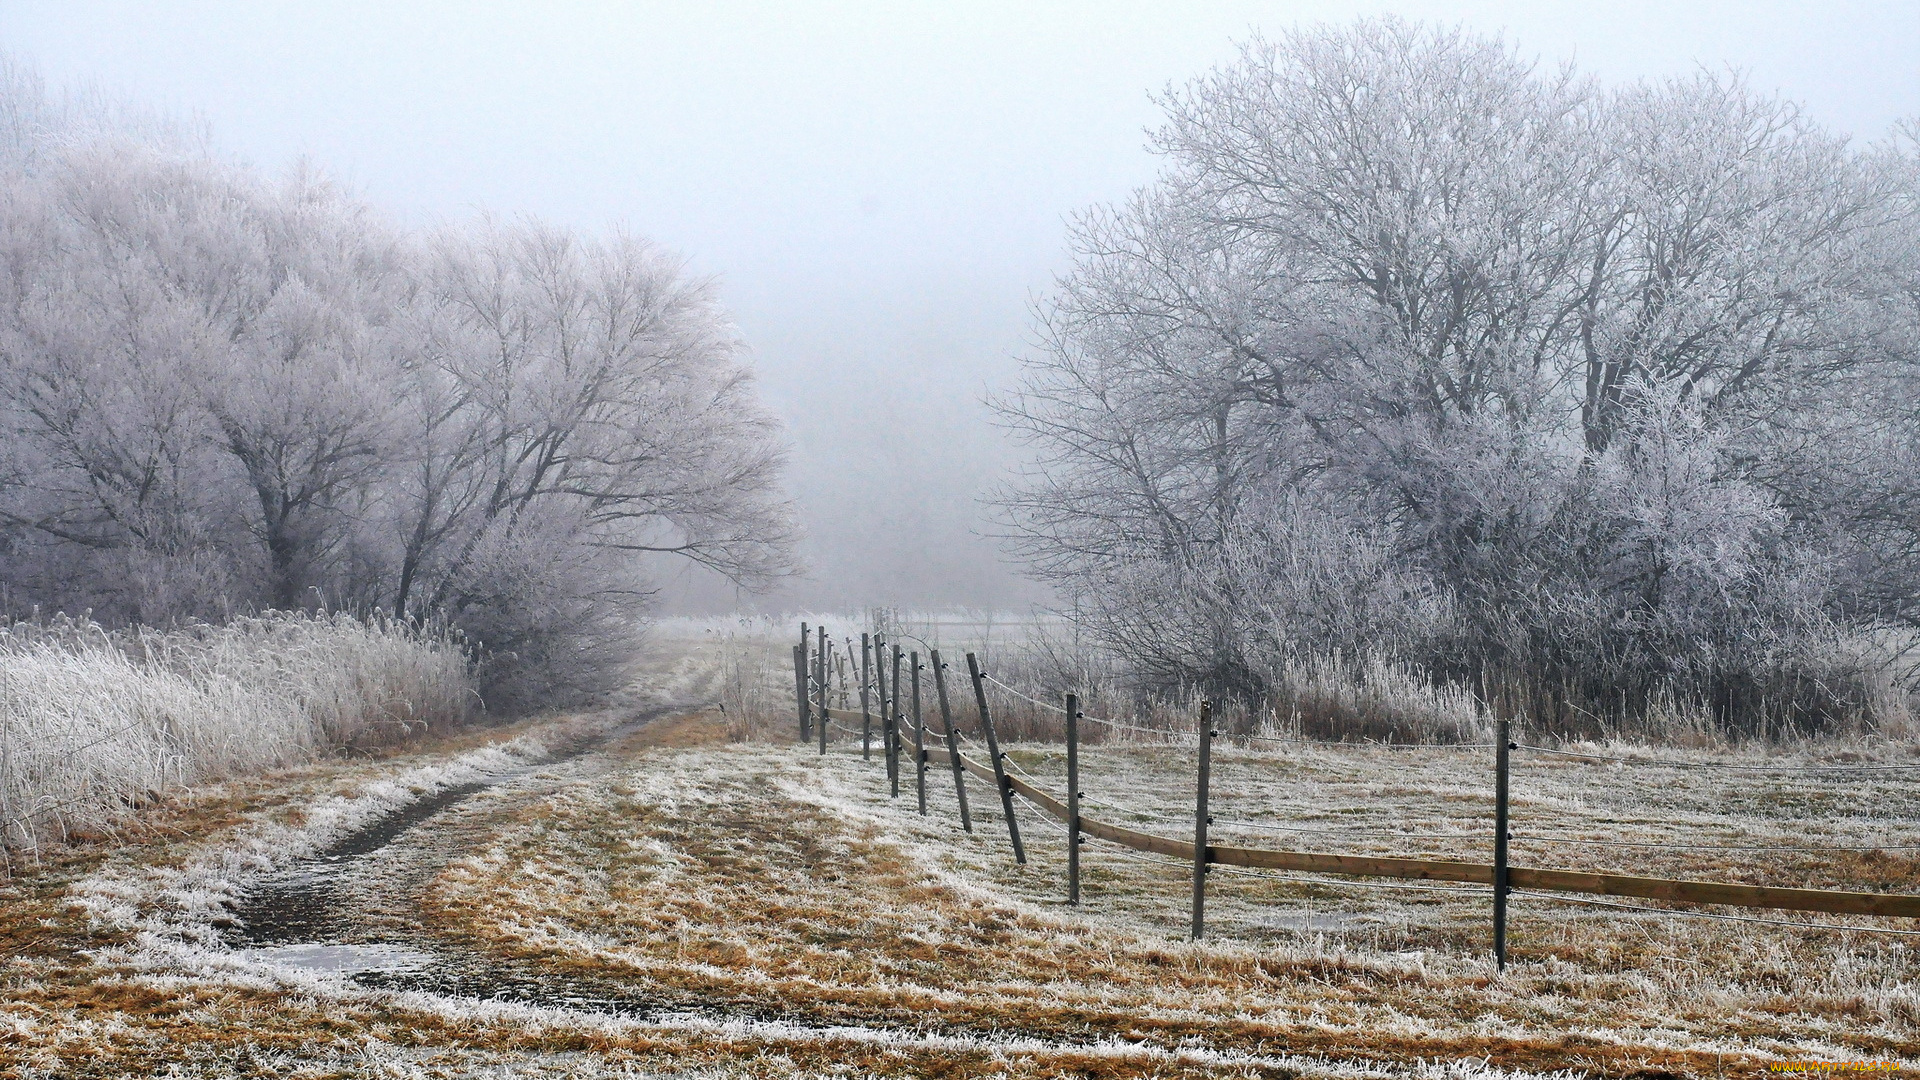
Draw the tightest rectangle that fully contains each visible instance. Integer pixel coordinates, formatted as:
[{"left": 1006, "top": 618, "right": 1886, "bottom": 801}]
[
  {"left": 1000, "top": 19, "right": 1920, "bottom": 737},
  {"left": 368, "top": 219, "right": 794, "bottom": 704},
  {"left": 0, "top": 62, "right": 796, "bottom": 707}
]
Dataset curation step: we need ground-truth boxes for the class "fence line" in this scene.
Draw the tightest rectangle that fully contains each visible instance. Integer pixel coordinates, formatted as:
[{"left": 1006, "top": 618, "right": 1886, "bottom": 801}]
[
  {"left": 797, "top": 624, "right": 1920, "bottom": 962},
  {"left": 924, "top": 739, "right": 1920, "bottom": 918},
  {"left": 980, "top": 673, "right": 1498, "bottom": 749},
  {"left": 826, "top": 724, "right": 1920, "bottom": 921}
]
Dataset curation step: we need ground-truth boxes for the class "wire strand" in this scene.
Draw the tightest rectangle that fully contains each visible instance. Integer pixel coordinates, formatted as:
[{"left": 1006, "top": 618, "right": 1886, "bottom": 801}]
[
  {"left": 1517, "top": 744, "right": 1920, "bottom": 774},
  {"left": 1081, "top": 837, "right": 1492, "bottom": 898},
  {"left": 981, "top": 675, "right": 1189, "bottom": 740},
  {"left": 1512, "top": 833, "right": 1920, "bottom": 852},
  {"left": 884, "top": 700, "right": 1920, "bottom": 852},
  {"left": 1211, "top": 817, "right": 1488, "bottom": 843},
  {"left": 979, "top": 675, "right": 1491, "bottom": 749},
  {"left": 956, "top": 730, "right": 1182, "bottom": 822},
  {"left": 1209, "top": 863, "right": 1493, "bottom": 897}
]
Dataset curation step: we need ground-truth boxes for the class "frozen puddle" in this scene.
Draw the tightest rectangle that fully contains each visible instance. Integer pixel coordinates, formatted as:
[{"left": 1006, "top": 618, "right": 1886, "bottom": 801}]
[{"left": 241, "top": 942, "right": 435, "bottom": 975}]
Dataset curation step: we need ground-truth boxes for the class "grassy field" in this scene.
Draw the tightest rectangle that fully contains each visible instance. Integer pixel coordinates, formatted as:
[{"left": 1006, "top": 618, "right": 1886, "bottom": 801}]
[{"left": 0, "top": 622, "right": 1916, "bottom": 1077}]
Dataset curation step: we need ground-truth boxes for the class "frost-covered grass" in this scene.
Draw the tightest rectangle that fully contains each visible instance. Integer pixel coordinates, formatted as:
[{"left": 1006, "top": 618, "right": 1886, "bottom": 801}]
[
  {"left": 415, "top": 726, "right": 1920, "bottom": 1075},
  {"left": 0, "top": 611, "right": 474, "bottom": 859},
  {"left": 8, "top": 625, "right": 1917, "bottom": 1076}
]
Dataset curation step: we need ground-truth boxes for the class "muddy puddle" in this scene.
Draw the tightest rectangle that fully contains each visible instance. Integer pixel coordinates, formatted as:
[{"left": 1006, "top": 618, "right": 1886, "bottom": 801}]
[{"left": 228, "top": 705, "right": 704, "bottom": 1010}]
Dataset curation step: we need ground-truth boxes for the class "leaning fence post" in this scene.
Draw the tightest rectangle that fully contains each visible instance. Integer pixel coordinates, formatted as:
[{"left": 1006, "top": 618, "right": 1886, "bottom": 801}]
[
  {"left": 931, "top": 649, "right": 971, "bottom": 832},
  {"left": 792, "top": 643, "right": 810, "bottom": 743},
  {"left": 911, "top": 651, "right": 928, "bottom": 815},
  {"left": 835, "top": 644, "right": 847, "bottom": 711},
  {"left": 816, "top": 625, "right": 829, "bottom": 755},
  {"left": 966, "top": 652, "right": 1026, "bottom": 864},
  {"left": 1067, "top": 691, "right": 1081, "bottom": 904},
  {"left": 1191, "top": 700, "right": 1214, "bottom": 940},
  {"left": 860, "top": 633, "right": 873, "bottom": 759},
  {"left": 888, "top": 645, "right": 904, "bottom": 797},
  {"left": 1494, "top": 715, "right": 1512, "bottom": 971}
]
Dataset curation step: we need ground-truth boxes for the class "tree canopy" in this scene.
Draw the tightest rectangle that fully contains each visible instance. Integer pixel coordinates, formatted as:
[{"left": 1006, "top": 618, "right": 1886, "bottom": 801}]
[{"left": 999, "top": 19, "right": 1920, "bottom": 737}]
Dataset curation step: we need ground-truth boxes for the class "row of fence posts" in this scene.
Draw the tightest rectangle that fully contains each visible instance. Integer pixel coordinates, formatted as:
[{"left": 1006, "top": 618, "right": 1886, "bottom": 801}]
[{"left": 794, "top": 625, "right": 1518, "bottom": 969}]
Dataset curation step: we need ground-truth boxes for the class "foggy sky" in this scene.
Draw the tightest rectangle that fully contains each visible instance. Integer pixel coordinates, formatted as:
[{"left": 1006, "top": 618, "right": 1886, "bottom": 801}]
[{"left": 4, "top": 1, "right": 1917, "bottom": 614}]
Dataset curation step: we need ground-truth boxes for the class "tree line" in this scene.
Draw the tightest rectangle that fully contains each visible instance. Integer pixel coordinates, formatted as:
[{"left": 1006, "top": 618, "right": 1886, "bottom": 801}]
[
  {"left": 999, "top": 20, "right": 1920, "bottom": 738},
  {"left": 0, "top": 61, "right": 795, "bottom": 708}
]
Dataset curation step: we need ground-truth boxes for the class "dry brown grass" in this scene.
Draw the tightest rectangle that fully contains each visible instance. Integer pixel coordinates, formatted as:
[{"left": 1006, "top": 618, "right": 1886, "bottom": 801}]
[{"left": 400, "top": 715, "right": 1920, "bottom": 1076}]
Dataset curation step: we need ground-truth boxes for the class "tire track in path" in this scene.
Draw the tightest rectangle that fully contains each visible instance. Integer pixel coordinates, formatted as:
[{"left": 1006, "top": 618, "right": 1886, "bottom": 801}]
[{"left": 231, "top": 704, "right": 696, "bottom": 1010}]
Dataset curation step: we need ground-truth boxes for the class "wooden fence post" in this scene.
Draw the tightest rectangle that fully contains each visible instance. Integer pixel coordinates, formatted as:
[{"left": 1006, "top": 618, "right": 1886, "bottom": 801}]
[
  {"left": 817, "top": 625, "right": 829, "bottom": 755},
  {"left": 888, "top": 645, "right": 904, "bottom": 797},
  {"left": 860, "top": 633, "right": 873, "bottom": 759},
  {"left": 1067, "top": 692, "right": 1081, "bottom": 904},
  {"left": 1192, "top": 700, "right": 1214, "bottom": 940},
  {"left": 799, "top": 624, "right": 811, "bottom": 741},
  {"left": 1494, "top": 715, "right": 1512, "bottom": 971},
  {"left": 966, "top": 652, "right": 1026, "bottom": 864},
  {"left": 930, "top": 649, "right": 971, "bottom": 832},
  {"left": 911, "top": 651, "right": 928, "bottom": 815},
  {"left": 870, "top": 633, "right": 886, "bottom": 761},
  {"left": 792, "top": 642, "right": 809, "bottom": 743}
]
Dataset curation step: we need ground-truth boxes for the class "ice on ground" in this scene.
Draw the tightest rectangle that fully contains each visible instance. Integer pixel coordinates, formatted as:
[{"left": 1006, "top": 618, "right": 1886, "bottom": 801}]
[{"left": 239, "top": 942, "right": 435, "bottom": 974}]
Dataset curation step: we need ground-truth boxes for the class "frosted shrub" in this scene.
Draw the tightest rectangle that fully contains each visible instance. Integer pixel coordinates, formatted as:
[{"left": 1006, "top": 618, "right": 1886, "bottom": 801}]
[
  {"left": 1268, "top": 650, "right": 1491, "bottom": 744},
  {"left": 0, "top": 611, "right": 474, "bottom": 857}
]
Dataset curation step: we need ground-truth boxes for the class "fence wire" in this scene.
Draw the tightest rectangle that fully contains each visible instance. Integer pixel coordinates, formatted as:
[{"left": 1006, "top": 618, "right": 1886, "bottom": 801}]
[
  {"left": 1209, "top": 817, "right": 1920, "bottom": 853},
  {"left": 969, "top": 689, "right": 1920, "bottom": 854},
  {"left": 981, "top": 674, "right": 1493, "bottom": 749},
  {"left": 1517, "top": 743, "right": 1920, "bottom": 775}
]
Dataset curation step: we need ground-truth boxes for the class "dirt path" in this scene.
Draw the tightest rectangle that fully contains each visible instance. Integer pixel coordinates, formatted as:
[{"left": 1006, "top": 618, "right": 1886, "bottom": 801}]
[{"left": 230, "top": 706, "right": 694, "bottom": 1004}]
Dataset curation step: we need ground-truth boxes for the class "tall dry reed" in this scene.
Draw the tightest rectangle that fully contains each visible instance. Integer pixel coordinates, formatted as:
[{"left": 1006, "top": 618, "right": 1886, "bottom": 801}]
[{"left": 0, "top": 611, "right": 474, "bottom": 859}]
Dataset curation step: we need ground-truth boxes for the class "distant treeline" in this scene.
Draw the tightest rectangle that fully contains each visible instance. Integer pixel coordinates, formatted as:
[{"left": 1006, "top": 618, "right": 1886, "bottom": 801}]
[
  {"left": 1000, "top": 20, "right": 1920, "bottom": 739},
  {"left": 0, "top": 60, "right": 795, "bottom": 709}
]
